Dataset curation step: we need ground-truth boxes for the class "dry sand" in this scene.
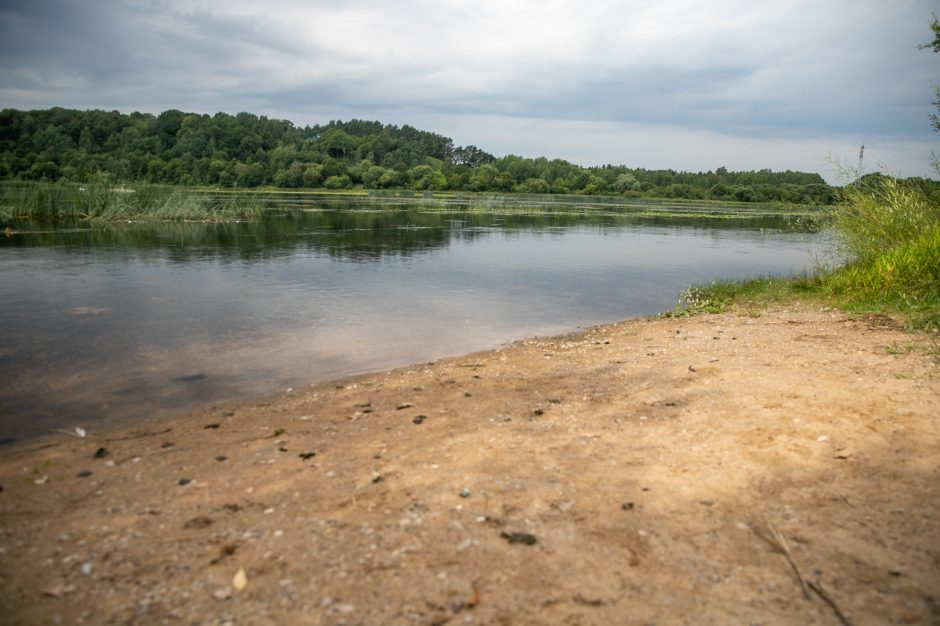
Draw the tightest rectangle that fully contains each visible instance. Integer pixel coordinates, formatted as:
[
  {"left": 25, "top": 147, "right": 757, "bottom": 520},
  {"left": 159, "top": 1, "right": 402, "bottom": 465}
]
[{"left": 1, "top": 302, "right": 938, "bottom": 625}]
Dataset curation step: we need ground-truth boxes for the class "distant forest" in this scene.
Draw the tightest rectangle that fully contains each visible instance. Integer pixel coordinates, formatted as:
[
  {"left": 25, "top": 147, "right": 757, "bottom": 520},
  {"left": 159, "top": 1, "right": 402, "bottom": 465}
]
[{"left": 0, "top": 107, "right": 907, "bottom": 205}]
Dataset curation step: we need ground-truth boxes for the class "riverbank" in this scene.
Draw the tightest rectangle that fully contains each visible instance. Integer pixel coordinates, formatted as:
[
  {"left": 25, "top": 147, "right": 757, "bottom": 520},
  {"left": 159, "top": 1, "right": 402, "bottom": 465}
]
[{"left": 1, "top": 302, "right": 937, "bottom": 625}]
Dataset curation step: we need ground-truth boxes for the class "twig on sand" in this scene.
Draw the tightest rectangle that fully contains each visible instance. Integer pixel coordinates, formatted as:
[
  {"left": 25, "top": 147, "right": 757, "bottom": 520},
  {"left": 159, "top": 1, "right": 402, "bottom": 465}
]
[
  {"left": 751, "top": 520, "right": 810, "bottom": 599},
  {"left": 808, "top": 580, "right": 855, "bottom": 626},
  {"left": 104, "top": 428, "right": 172, "bottom": 442},
  {"left": 750, "top": 519, "right": 855, "bottom": 626}
]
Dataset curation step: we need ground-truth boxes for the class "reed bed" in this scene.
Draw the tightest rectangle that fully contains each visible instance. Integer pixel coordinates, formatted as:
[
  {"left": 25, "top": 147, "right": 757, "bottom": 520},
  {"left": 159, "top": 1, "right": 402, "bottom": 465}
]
[{"left": 0, "top": 182, "right": 267, "bottom": 222}]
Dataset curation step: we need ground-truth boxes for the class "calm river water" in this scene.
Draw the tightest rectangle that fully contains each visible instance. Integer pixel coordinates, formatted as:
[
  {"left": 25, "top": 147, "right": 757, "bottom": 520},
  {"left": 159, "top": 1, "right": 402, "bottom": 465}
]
[{"left": 0, "top": 207, "right": 826, "bottom": 440}]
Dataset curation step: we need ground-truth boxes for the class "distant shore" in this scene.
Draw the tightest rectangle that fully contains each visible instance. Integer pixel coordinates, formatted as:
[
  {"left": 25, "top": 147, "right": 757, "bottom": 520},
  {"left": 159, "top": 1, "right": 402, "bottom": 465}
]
[{"left": 1, "top": 302, "right": 937, "bottom": 625}]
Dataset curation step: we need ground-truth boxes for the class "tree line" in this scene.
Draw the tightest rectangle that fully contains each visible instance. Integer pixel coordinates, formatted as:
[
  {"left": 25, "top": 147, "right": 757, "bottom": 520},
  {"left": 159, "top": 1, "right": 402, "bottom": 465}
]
[{"left": 0, "top": 107, "right": 846, "bottom": 203}]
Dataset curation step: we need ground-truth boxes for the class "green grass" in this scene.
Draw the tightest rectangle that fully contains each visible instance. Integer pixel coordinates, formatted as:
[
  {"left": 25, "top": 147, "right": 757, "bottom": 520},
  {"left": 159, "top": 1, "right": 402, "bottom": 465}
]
[
  {"left": 671, "top": 176, "right": 940, "bottom": 330},
  {"left": 0, "top": 182, "right": 267, "bottom": 222}
]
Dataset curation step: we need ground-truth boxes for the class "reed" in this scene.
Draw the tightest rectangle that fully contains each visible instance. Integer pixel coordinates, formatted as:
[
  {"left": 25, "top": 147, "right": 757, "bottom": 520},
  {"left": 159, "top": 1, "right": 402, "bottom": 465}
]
[{"left": 0, "top": 182, "right": 267, "bottom": 222}]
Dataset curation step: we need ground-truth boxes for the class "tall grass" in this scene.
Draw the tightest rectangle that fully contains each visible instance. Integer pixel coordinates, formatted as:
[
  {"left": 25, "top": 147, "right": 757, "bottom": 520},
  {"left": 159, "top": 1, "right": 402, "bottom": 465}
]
[
  {"left": 673, "top": 175, "right": 940, "bottom": 329},
  {"left": 824, "top": 177, "right": 940, "bottom": 327},
  {"left": 0, "top": 182, "right": 266, "bottom": 222},
  {"left": 830, "top": 176, "right": 939, "bottom": 265}
]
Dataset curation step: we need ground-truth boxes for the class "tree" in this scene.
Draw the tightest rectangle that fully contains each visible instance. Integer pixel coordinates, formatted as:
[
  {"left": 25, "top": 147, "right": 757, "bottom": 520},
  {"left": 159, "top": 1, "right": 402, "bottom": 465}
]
[
  {"left": 613, "top": 173, "right": 639, "bottom": 193},
  {"left": 274, "top": 161, "right": 305, "bottom": 188},
  {"left": 920, "top": 15, "right": 940, "bottom": 171},
  {"left": 323, "top": 174, "right": 351, "bottom": 189},
  {"left": 408, "top": 165, "right": 446, "bottom": 190},
  {"left": 919, "top": 13, "right": 940, "bottom": 53},
  {"left": 0, "top": 107, "right": 839, "bottom": 202}
]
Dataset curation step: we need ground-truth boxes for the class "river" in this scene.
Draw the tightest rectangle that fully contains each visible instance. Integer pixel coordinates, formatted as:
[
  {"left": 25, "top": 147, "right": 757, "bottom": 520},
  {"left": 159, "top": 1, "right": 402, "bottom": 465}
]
[{"left": 0, "top": 206, "right": 826, "bottom": 440}]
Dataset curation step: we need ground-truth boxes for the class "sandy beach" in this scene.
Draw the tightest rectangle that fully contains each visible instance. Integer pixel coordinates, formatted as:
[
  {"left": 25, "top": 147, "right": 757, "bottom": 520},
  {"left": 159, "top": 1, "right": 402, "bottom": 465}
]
[{"left": 1, "top": 302, "right": 937, "bottom": 625}]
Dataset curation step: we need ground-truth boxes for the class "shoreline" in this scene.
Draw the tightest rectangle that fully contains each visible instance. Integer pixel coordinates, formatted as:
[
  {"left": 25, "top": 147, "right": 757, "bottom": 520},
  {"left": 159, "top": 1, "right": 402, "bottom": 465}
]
[{"left": 1, "top": 302, "right": 938, "bottom": 624}]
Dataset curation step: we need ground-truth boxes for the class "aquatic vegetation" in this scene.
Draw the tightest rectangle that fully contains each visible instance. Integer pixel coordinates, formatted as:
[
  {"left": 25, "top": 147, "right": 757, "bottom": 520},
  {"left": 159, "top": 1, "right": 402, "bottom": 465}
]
[{"left": 0, "top": 182, "right": 267, "bottom": 222}]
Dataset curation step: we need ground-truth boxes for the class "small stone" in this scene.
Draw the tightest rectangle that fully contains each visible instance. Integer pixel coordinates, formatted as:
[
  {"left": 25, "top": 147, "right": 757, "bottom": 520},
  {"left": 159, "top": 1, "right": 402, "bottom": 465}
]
[
  {"left": 75, "top": 470, "right": 93, "bottom": 478},
  {"left": 396, "top": 403, "right": 412, "bottom": 410},
  {"left": 161, "top": 441, "right": 174, "bottom": 448},
  {"left": 889, "top": 568, "right": 903, "bottom": 577},
  {"left": 700, "top": 499, "right": 715, "bottom": 506},
  {"left": 533, "top": 408, "right": 544, "bottom": 416},
  {"left": 42, "top": 583, "right": 76, "bottom": 597},
  {"left": 204, "top": 423, "right": 220, "bottom": 430},
  {"left": 817, "top": 435, "right": 829, "bottom": 443},
  {"left": 80, "top": 562, "right": 93, "bottom": 576},
  {"left": 183, "top": 516, "right": 213, "bottom": 529},
  {"left": 501, "top": 531, "right": 537, "bottom": 545},
  {"left": 621, "top": 502, "right": 635, "bottom": 510},
  {"left": 299, "top": 451, "right": 317, "bottom": 460},
  {"left": 178, "top": 478, "right": 192, "bottom": 486},
  {"left": 93, "top": 447, "right": 108, "bottom": 459},
  {"left": 213, "top": 587, "right": 233, "bottom": 600},
  {"left": 215, "top": 455, "right": 228, "bottom": 462},
  {"left": 232, "top": 568, "right": 248, "bottom": 591},
  {"left": 459, "top": 489, "right": 471, "bottom": 498},
  {"left": 412, "top": 415, "right": 427, "bottom": 424}
]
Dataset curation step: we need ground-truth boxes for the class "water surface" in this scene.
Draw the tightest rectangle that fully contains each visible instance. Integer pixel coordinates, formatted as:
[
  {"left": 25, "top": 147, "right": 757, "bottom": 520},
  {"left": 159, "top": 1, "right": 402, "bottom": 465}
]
[{"left": 0, "top": 208, "right": 825, "bottom": 440}]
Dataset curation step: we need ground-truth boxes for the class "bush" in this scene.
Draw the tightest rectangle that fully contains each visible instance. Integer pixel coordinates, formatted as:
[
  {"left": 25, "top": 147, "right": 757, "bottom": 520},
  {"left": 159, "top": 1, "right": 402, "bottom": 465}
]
[{"left": 323, "top": 175, "right": 351, "bottom": 189}]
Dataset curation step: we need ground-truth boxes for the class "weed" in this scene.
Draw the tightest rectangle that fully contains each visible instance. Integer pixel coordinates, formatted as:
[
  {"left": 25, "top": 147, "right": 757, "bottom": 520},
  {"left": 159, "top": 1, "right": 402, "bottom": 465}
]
[{"left": 884, "top": 341, "right": 915, "bottom": 355}]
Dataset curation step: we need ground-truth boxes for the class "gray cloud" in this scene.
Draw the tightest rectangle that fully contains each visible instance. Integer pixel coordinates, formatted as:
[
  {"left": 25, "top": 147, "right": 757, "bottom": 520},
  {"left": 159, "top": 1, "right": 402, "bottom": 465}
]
[{"left": 0, "top": 0, "right": 937, "bottom": 178}]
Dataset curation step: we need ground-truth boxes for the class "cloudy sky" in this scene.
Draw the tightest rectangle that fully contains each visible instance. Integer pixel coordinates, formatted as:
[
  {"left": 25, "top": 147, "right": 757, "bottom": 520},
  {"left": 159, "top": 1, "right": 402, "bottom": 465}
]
[{"left": 1, "top": 0, "right": 938, "bottom": 181}]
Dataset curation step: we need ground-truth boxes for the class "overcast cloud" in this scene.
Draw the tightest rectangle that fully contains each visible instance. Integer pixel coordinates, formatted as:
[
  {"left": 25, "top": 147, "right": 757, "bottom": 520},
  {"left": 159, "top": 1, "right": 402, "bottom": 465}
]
[{"left": 1, "top": 0, "right": 937, "bottom": 181}]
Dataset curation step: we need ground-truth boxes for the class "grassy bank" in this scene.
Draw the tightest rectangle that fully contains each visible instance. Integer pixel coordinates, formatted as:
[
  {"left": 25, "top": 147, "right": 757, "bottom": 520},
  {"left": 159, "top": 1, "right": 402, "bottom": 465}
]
[
  {"left": 674, "top": 176, "right": 940, "bottom": 330},
  {"left": 0, "top": 182, "right": 267, "bottom": 222}
]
